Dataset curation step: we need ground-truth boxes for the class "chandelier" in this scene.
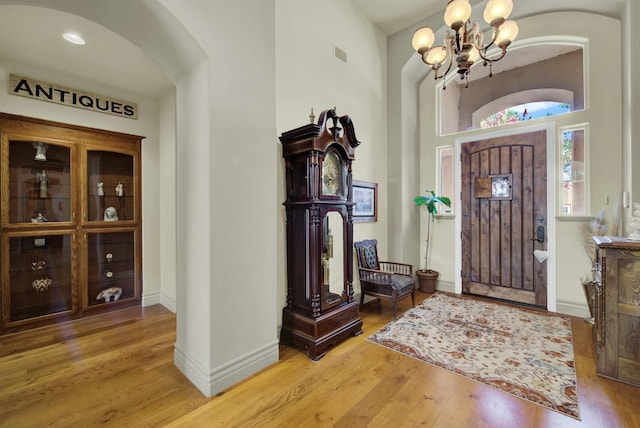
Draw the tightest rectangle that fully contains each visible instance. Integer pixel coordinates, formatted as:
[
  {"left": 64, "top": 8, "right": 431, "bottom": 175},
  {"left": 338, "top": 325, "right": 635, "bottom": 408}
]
[{"left": 411, "top": 0, "right": 519, "bottom": 89}]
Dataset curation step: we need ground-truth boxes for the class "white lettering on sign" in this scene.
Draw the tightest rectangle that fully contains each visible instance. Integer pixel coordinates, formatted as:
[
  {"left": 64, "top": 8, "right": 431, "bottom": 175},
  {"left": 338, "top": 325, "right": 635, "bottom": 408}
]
[{"left": 8, "top": 74, "right": 138, "bottom": 119}]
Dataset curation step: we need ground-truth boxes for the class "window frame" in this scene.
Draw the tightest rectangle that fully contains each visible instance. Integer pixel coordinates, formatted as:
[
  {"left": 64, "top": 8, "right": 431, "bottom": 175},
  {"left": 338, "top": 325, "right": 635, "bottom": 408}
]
[
  {"left": 557, "top": 123, "right": 589, "bottom": 217},
  {"left": 435, "top": 145, "right": 455, "bottom": 216}
]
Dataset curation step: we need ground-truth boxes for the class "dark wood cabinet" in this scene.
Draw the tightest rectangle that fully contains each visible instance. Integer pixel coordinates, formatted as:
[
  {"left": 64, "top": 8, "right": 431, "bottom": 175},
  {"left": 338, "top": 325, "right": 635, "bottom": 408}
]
[
  {"left": 0, "top": 113, "right": 142, "bottom": 333},
  {"left": 279, "top": 108, "right": 363, "bottom": 360},
  {"left": 592, "top": 236, "right": 640, "bottom": 386}
]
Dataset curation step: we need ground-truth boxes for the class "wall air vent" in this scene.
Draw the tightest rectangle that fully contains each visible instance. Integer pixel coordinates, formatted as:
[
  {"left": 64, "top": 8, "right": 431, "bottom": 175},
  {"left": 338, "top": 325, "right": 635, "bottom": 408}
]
[{"left": 334, "top": 45, "right": 347, "bottom": 63}]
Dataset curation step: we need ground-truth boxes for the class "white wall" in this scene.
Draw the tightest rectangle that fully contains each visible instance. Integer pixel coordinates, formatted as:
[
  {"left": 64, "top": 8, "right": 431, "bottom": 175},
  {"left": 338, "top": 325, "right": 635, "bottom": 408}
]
[
  {"left": 157, "top": 0, "right": 280, "bottom": 396},
  {"left": 276, "top": 0, "right": 389, "bottom": 316},
  {"left": 624, "top": 0, "right": 640, "bottom": 224},
  {"left": 158, "top": 88, "right": 177, "bottom": 311}
]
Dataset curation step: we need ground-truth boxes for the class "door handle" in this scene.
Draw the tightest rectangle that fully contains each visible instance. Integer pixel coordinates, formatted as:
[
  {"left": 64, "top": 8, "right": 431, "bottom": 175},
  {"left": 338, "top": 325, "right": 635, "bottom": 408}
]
[{"left": 530, "top": 226, "right": 545, "bottom": 243}]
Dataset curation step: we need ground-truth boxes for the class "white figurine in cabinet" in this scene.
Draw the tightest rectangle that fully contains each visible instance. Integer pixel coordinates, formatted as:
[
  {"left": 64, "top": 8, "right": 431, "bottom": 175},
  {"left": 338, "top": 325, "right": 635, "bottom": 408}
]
[
  {"left": 115, "top": 181, "right": 124, "bottom": 196},
  {"left": 36, "top": 169, "right": 49, "bottom": 198},
  {"left": 96, "top": 287, "right": 122, "bottom": 302},
  {"left": 31, "top": 213, "right": 47, "bottom": 223},
  {"left": 33, "top": 142, "right": 47, "bottom": 161},
  {"left": 103, "top": 206, "right": 118, "bottom": 221},
  {"left": 97, "top": 181, "right": 104, "bottom": 196}
]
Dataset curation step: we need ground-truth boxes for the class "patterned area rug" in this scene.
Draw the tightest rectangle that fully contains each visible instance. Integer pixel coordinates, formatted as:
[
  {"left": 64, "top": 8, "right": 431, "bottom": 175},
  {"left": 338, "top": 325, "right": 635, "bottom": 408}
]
[{"left": 367, "top": 293, "right": 580, "bottom": 420}]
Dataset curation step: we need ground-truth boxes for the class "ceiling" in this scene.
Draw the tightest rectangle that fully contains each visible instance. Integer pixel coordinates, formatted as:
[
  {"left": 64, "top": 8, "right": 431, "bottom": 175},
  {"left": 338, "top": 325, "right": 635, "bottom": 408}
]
[
  {"left": 0, "top": 2, "right": 451, "bottom": 99},
  {"left": 352, "top": 0, "right": 626, "bottom": 35},
  {"left": 0, "top": 5, "right": 173, "bottom": 98},
  {"left": 351, "top": 0, "right": 446, "bottom": 34},
  {"left": 0, "top": 2, "right": 628, "bottom": 98}
]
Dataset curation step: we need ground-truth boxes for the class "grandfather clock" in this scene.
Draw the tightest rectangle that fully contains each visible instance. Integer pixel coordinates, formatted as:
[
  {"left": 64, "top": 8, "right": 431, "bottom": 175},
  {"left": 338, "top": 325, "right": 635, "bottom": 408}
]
[{"left": 280, "top": 108, "right": 363, "bottom": 360}]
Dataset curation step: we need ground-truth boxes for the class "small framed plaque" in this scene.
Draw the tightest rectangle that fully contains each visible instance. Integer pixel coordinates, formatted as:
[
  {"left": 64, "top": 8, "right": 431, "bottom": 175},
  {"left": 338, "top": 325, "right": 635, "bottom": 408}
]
[{"left": 490, "top": 174, "right": 512, "bottom": 200}]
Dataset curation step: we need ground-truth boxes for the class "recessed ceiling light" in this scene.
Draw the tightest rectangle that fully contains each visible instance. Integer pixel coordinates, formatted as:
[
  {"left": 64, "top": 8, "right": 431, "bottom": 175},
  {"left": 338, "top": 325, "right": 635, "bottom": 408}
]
[{"left": 63, "top": 32, "right": 85, "bottom": 45}]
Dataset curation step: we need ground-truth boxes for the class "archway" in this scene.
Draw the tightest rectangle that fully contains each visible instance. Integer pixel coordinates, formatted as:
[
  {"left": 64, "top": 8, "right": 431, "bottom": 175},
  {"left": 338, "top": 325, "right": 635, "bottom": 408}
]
[
  {"left": 0, "top": 0, "right": 212, "bottom": 391},
  {"left": 394, "top": 10, "right": 623, "bottom": 319}
]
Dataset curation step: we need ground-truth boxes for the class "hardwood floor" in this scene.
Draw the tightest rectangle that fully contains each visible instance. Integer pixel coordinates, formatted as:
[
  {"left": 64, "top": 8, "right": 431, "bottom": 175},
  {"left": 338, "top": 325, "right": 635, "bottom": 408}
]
[{"left": 1, "top": 292, "right": 638, "bottom": 427}]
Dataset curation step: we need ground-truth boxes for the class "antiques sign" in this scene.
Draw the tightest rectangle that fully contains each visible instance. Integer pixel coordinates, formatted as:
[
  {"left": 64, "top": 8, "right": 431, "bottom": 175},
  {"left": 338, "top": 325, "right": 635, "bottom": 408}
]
[{"left": 8, "top": 74, "right": 138, "bottom": 119}]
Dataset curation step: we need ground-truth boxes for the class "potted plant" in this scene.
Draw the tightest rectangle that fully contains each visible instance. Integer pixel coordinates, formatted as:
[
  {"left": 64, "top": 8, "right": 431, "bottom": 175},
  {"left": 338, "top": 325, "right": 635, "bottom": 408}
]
[{"left": 414, "top": 190, "right": 451, "bottom": 293}]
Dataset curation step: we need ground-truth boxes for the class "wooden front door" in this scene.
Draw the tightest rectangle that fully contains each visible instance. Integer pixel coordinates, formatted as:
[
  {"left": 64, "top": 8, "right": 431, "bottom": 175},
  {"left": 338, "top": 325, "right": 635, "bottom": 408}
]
[{"left": 461, "top": 130, "right": 548, "bottom": 308}]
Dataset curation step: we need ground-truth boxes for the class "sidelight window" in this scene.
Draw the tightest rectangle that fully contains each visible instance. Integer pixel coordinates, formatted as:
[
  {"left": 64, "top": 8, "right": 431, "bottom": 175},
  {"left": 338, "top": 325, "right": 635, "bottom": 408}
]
[
  {"left": 559, "top": 126, "right": 588, "bottom": 215},
  {"left": 436, "top": 145, "right": 455, "bottom": 214}
]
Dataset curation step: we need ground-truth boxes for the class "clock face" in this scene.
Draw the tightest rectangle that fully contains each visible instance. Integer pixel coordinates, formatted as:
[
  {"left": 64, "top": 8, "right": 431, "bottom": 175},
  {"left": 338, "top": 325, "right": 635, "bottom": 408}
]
[{"left": 322, "top": 152, "right": 341, "bottom": 195}]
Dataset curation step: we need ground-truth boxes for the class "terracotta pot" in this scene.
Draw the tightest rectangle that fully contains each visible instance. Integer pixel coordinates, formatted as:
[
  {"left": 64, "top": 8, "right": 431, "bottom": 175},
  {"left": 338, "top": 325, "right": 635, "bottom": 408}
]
[{"left": 416, "top": 269, "right": 439, "bottom": 293}]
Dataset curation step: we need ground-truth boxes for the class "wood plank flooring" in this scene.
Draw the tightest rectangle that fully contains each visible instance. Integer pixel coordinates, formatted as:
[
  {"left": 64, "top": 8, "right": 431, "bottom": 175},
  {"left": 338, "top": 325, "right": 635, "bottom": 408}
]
[{"left": 0, "top": 292, "right": 638, "bottom": 427}]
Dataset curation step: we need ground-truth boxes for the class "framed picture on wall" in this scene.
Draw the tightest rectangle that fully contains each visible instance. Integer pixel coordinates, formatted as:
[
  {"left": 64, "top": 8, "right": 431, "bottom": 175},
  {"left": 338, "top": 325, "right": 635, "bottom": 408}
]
[{"left": 353, "top": 180, "right": 377, "bottom": 222}]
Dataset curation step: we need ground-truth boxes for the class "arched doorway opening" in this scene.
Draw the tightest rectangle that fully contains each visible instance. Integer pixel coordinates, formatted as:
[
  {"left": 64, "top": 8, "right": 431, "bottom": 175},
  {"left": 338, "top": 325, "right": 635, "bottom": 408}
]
[{"left": 0, "top": 0, "right": 210, "bottom": 388}]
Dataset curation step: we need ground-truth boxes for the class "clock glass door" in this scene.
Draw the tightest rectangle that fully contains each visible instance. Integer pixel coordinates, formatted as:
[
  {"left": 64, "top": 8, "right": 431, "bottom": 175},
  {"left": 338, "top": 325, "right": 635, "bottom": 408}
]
[{"left": 322, "top": 211, "right": 345, "bottom": 307}]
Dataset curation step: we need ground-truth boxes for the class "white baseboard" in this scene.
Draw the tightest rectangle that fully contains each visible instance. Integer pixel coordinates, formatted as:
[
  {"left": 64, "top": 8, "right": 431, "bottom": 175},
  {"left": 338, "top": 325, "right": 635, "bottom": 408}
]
[
  {"left": 142, "top": 291, "right": 160, "bottom": 307},
  {"left": 174, "top": 340, "right": 279, "bottom": 397},
  {"left": 555, "top": 299, "right": 590, "bottom": 318},
  {"left": 160, "top": 294, "right": 177, "bottom": 313},
  {"left": 142, "top": 291, "right": 176, "bottom": 313},
  {"left": 435, "top": 284, "right": 589, "bottom": 318},
  {"left": 436, "top": 280, "right": 455, "bottom": 293}
]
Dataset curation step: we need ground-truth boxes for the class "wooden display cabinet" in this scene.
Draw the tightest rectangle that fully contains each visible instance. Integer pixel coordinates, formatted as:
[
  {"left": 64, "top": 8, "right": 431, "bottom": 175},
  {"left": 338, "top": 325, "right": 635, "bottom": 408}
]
[
  {"left": 0, "top": 113, "right": 143, "bottom": 333},
  {"left": 592, "top": 236, "right": 640, "bottom": 386}
]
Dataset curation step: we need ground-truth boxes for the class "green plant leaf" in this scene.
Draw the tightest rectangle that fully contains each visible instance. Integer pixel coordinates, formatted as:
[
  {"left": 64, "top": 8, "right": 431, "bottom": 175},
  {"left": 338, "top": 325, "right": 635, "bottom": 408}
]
[
  {"left": 413, "top": 189, "right": 452, "bottom": 271},
  {"left": 414, "top": 190, "right": 451, "bottom": 217}
]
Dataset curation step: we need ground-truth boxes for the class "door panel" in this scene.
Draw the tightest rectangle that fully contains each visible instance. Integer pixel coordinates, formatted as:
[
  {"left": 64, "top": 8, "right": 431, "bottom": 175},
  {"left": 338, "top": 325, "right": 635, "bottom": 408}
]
[{"left": 461, "top": 131, "right": 547, "bottom": 308}]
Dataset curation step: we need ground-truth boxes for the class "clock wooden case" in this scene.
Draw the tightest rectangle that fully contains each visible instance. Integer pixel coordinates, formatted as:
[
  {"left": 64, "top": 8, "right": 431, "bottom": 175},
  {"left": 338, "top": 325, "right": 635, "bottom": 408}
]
[{"left": 280, "top": 108, "right": 363, "bottom": 360}]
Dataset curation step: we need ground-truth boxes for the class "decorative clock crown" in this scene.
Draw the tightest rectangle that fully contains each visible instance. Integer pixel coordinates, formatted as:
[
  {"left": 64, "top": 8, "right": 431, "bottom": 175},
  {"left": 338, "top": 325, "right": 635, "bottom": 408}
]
[{"left": 280, "top": 107, "right": 361, "bottom": 159}]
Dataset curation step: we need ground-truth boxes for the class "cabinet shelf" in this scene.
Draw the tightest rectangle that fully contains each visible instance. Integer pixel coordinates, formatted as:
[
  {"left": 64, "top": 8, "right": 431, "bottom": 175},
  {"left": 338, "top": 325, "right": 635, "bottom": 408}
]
[{"left": 10, "top": 302, "right": 73, "bottom": 323}]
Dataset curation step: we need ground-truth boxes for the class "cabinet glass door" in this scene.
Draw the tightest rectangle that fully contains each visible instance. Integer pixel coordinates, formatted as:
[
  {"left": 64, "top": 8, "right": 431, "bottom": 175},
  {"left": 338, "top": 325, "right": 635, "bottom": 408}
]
[
  {"left": 5, "top": 233, "right": 74, "bottom": 324},
  {"left": 86, "top": 150, "right": 135, "bottom": 223},
  {"left": 86, "top": 230, "right": 136, "bottom": 308},
  {"left": 6, "top": 140, "right": 72, "bottom": 224}
]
